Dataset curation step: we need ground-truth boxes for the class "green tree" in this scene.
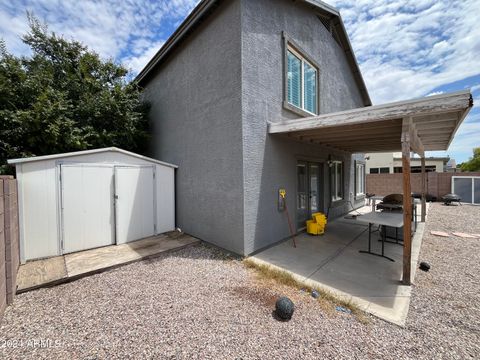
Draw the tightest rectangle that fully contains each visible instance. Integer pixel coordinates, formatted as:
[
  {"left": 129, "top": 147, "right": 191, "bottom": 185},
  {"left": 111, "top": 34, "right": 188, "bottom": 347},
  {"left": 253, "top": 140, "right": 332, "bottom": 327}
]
[
  {"left": 0, "top": 15, "right": 150, "bottom": 174},
  {"left": 459, "top": 147, "right": 480, "bottom": 172}
]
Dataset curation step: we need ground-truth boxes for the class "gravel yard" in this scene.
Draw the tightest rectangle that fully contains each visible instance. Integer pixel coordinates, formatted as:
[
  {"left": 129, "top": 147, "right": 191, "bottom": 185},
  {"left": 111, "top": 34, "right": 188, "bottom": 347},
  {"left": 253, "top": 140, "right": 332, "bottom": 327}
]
[{"left": 1, "top": 203, "right": 479, "bottom": 359}]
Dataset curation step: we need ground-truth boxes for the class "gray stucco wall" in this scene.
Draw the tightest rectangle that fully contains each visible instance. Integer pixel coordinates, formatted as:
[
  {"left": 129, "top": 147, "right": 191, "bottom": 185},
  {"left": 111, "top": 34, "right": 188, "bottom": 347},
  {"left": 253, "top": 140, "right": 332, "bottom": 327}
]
[
  {"left": 142, "top": 0, "right": 368, "bottom": 255},
  {"left": 241, "top": 0, "right": 366, "bottom": 254},
  {"left": 142, "top": 0, "right": 244, "bottom": 254}
]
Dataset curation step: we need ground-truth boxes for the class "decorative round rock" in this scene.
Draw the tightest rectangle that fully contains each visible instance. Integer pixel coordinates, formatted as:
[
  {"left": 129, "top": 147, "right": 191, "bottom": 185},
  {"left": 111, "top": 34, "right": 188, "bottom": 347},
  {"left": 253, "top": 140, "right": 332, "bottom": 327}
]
[
  {"left": 275, "top": 296, "right": 295, "bottom": 320},
  {"left": 419, "top": 262, "right": 431, "bottom": 272}
]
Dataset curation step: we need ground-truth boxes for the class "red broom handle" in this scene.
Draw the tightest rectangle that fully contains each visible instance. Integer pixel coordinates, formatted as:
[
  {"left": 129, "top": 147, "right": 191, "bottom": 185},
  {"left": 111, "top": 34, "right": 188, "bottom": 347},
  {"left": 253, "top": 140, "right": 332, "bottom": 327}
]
[{"left": 284, "top": 201, "right": 297, "bottom": 248}]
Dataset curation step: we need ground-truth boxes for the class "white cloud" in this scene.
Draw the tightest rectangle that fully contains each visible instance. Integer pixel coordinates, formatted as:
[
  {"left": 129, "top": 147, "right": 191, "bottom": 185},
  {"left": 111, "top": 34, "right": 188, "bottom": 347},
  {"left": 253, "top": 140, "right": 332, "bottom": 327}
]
[
  {"left": 3, "top": 0, "right": 478, "bottom": 102},
  {"left": 471, "top": 84, "right": 480, "bottom": 93},
  {"left": 124, "top": 40, "right": 166, "bottom": 74},
  {"left": 426, "top": 91, "right": 444, "bottom": 96},
  {"left": 329, "top": 0, "right": 480, "bottom": 104},
  {"left": 0, "top": 0, "right": 199, "bottom": 73},
  {"left": 446, "top": 122, "right": 480, "bottom": 154},
  {"left": 0, "top": 8, "right": 31, "bottom": 56}
]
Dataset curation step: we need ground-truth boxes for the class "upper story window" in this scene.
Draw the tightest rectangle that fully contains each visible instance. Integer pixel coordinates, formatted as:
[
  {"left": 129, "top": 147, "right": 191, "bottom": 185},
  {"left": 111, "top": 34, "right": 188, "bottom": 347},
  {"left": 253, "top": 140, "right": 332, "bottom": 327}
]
[{"left": 286, "top": 46, "right": 318, "bottom": 115}]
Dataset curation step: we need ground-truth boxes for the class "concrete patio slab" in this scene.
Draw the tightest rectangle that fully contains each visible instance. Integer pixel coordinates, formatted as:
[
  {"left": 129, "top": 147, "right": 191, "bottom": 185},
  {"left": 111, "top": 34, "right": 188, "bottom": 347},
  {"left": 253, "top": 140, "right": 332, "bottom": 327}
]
[
  {"left": 16, "top": 233, "right": 199, "bottom": 292},
  {"left": 250, "top": 205, "right": 426, "bottom": 326}
]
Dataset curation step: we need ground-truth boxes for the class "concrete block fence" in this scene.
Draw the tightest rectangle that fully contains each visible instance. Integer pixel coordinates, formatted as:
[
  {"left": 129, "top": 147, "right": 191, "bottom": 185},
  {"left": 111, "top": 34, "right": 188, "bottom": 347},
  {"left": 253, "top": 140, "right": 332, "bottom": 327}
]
[
  {"left": 366, "top": 172, "right": 480, "bottom": 200},
  {"left": 0, "top": 175, "right": 20, "bottom": 320}
]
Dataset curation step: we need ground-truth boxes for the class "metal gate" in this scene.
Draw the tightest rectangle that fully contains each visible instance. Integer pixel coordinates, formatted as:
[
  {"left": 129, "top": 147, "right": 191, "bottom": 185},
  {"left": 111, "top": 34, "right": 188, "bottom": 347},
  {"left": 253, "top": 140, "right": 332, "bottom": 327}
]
[{"left": 452, "top": 176, "right": 480, "bottom": 204}]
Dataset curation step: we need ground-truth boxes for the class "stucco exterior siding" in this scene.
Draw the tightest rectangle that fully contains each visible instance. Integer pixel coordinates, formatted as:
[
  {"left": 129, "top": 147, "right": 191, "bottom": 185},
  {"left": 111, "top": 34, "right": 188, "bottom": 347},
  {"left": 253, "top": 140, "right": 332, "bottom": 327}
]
[
  {"left": 143, "top": 0, "right": 244, "bottom": 254},
  {"left": 241, "top": 0, "right": 366, "bottom": 254},
  {"left": 142, "top": 0, "right": 368, "bottom": 255}
]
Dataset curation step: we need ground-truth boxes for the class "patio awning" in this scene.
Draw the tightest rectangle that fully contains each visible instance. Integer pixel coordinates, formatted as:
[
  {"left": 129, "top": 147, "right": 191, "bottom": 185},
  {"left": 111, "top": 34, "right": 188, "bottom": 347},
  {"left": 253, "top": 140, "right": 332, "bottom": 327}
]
[
  {"left": 268, "top": 90, "right": 473, "bottom": 153},
  {"left": 269, "top": 89, "right": 473, "bottom": 285}
]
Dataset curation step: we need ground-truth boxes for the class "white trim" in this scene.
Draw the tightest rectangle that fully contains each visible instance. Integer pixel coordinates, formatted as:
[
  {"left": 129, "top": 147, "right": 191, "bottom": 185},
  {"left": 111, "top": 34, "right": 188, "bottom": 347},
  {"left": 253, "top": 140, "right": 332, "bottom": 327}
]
[
  {"left": 16, "top": 164, "right": 26, "bottom": 264},
  {"left": 56, "top": 164, "right": 63, "bottom": 255},
  {"left": 8, "top": 147, "right": 178, "bottom": 168}
]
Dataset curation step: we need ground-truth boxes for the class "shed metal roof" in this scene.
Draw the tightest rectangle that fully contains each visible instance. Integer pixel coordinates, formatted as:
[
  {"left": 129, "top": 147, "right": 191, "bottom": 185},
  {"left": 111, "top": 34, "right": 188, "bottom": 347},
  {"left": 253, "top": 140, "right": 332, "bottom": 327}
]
[
  {"left": 134, "top": 0, "right": 372, "bottom": 107},
  {"left": 7, "top": 147, "right": 178, "bottom": 168},
  {"left": 269, "top": 90, "right": 473, "bottom": 153}
]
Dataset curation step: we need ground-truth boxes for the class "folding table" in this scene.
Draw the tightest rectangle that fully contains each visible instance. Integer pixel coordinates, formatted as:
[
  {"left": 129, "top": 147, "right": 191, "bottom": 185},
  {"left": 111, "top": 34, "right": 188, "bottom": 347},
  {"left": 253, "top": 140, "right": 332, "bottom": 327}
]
[{"left": 356, "top": 212, "right": 404, "bottom": 262}]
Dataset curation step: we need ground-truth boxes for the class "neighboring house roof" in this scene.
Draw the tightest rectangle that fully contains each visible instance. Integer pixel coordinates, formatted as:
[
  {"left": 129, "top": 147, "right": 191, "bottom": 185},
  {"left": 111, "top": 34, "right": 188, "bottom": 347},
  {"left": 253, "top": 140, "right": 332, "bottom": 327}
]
[
  {"left": 446, "top": 158, "right": 457, "bottom": 168},
  {"left": 134, "top": 0, "right": 372, "bottom": 107},
  {"left": 7, "top": 147, "right": 178, "bottom": 168}
]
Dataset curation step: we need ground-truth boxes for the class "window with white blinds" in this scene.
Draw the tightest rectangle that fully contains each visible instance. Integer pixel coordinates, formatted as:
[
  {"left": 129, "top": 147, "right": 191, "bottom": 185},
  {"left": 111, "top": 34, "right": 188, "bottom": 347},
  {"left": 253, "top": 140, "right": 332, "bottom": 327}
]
[
  {"left": 286, "top": 46, "right": 318, "bottom": 114},
  {"left": 287, "top": 51, "right": 302, "bottom": 108}
]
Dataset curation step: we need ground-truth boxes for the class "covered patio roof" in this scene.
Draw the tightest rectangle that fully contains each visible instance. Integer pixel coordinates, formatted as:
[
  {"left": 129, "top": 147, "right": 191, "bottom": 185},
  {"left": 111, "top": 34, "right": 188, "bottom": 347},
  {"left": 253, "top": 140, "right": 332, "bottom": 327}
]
[
  {"left": 269, "top": 89, "right": 473, "bottom": 285},
  {"left": 269, "top": 90, "right": 473, "bottom": 153}
]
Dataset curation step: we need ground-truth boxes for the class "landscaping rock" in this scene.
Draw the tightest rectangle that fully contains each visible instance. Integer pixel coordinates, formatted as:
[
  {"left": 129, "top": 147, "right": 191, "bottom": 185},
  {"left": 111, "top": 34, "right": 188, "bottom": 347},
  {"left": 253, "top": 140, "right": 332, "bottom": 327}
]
[
  {"left": 275, "top": 296, "right": 294, "bottom": 320},
  {"left": 419, "top": 262, "right": 431, "bottom": 272}
]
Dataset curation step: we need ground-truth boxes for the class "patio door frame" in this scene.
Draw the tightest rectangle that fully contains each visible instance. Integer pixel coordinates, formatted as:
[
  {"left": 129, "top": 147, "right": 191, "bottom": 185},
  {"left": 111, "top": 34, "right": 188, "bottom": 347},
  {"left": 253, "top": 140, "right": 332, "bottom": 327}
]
[{"left": 296, "top": 160, "right": 324, "bottom": 230}]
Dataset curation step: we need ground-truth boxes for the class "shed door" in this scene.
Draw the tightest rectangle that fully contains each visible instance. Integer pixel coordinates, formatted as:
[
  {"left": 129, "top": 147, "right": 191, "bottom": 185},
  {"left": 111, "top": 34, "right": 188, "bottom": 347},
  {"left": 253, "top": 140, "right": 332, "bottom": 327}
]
[
  {"left": 61, "top": 165, "right": 115, "bottom": 254},
  {"left": 114, "top": 166, "right": 156, "bottom": 244}
]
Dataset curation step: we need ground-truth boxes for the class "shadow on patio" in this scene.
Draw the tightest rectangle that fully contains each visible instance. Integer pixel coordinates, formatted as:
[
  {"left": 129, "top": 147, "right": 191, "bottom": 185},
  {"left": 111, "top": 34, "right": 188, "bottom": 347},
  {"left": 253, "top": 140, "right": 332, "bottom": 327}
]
[{"left": 250, "top": 205, "right": 425, "bottom": 326}]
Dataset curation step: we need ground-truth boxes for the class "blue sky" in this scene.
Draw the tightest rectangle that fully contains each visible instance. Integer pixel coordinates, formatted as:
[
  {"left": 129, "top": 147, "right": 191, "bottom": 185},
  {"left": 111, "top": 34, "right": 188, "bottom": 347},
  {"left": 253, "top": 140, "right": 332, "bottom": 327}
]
[{"left": 0, "top": 0, "right": 478, "bottom": 163}]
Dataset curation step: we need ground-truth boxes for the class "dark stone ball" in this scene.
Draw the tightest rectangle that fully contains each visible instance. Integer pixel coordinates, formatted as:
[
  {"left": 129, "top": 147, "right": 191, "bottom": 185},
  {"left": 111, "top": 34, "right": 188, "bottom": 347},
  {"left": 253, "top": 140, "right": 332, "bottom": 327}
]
[
  {"left": 275, "top": 296, "right": 294, "bottom": 320},
  {"left": 419, "top": 262, "right": 431, "bottom": 271}
]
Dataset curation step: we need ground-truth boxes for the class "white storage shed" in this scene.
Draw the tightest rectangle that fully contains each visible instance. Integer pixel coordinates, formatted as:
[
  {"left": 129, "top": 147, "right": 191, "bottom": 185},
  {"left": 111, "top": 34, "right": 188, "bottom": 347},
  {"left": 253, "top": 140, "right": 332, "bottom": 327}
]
[{"left": 8, "top": 147, "right": 177, "bottom": 263}]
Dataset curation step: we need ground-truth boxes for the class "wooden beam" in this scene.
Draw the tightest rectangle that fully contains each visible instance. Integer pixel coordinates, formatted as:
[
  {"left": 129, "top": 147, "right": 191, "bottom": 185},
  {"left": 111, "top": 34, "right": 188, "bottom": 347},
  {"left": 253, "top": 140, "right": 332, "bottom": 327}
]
[
  {"left": 401, "top": 137, "right": 412, "bottom": 286},
  {"left": 446, "top": 95, "right": 473, "bottom": 149},
  {"left": 421, "top": 157, "right": 426, "bottom": 222},
  {"left": 269, "top": 90, "right": 471, "bottom": 134},
  {"left": 412, "top": 111, "right": 459, "bottom": 123},
  {"left": 300, "top": 130, "right": 402, "bottom": 142},
  {"left": 416, "top": 127, "right": 456, "bottom": 135},
  {"left": 422, "top": 141, "right": 449, "bottom": 147},
  {"left": 416, "top": 124, "right": 456, "bottom": 132},
  {"left": 291, "top": 119, "right": 402, "bottom": 138},
  {"left": 402, "top": 117, "right": 425, "bottom": 157},
  {"left": 310, "top": 137, "right": 402, "bottom": 147},
  {"left": 319, "top": 139, "right": 402, "bottom": 147}
]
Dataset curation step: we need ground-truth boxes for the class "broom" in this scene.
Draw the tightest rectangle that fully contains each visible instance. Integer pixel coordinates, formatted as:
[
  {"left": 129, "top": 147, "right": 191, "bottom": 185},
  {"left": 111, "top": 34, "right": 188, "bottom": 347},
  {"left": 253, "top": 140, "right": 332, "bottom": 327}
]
[{"left": 280, "top": 191, "right": 297, "bottom": 248}]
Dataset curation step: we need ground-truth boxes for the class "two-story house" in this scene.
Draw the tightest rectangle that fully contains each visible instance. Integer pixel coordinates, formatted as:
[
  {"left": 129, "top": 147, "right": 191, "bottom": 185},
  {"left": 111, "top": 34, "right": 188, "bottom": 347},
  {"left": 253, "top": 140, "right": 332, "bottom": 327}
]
[{"left": 136, "top": 0, "right": 472, "bottom": 258}]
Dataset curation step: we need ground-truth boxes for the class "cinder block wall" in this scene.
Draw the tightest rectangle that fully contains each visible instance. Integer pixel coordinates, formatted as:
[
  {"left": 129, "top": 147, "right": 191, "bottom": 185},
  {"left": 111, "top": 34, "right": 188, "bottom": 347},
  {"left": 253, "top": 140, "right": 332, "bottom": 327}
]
[
  {"left": 366, "top": 172, "right": 480, "bottom": 199},
  {"left": 0, "top": 176, "right": 20, "bottom": 320}
]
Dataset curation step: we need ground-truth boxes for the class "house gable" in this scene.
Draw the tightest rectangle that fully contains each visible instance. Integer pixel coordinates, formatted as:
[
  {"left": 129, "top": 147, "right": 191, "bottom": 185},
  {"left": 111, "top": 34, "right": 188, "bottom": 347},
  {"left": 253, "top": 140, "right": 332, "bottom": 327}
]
[{"left": 136, "top": 0, "right": 371, "bottom": 108}]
